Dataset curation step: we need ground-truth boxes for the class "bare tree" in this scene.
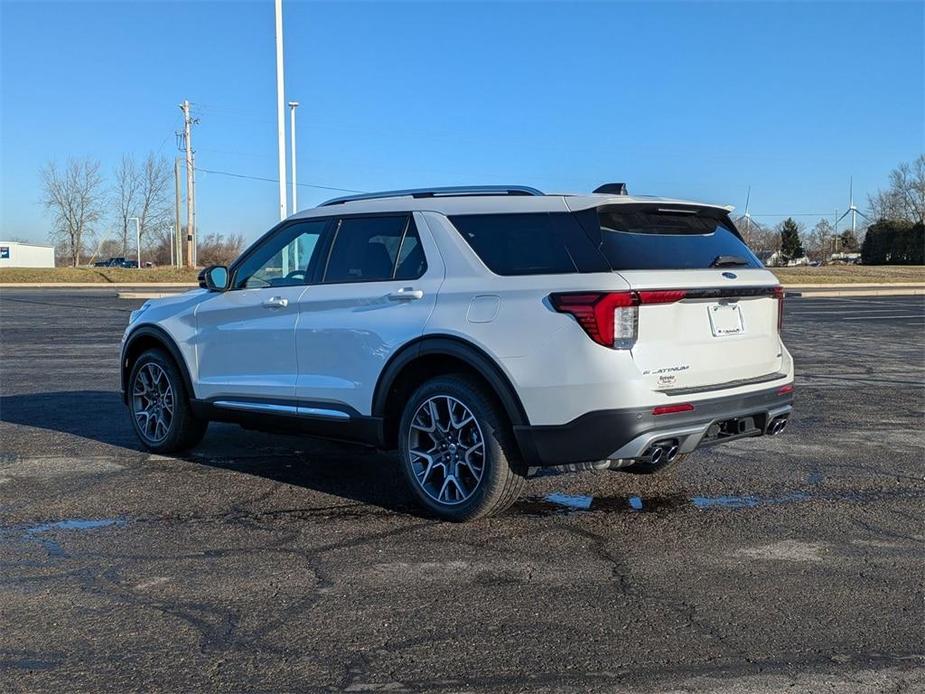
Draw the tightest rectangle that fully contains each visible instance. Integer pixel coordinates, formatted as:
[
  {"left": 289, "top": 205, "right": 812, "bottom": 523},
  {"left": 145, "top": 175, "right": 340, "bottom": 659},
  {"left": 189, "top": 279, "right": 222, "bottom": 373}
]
[
  {"left": 805, "top": 218, "right": 834, "bottom": 262},
  {"left": 114, "top": 153, "right": 173, "bottom": 259},
  {"left": 114, "top": 155, "right": 141, "bottom": 255},
  {"left": 41, "top": 158, "right": 105, "bottom": 266},
  {"left": 734, "top": 216, "right": 778, "bottom": 255},
  {"left": 137, "top": 153, "right": 173, "bottom": 251},
  {"left": 197, "top": 233, "right": 246, "bottom": 266},
  {"left": 868, "top": 154, "right": 925, "bottom": 223}
]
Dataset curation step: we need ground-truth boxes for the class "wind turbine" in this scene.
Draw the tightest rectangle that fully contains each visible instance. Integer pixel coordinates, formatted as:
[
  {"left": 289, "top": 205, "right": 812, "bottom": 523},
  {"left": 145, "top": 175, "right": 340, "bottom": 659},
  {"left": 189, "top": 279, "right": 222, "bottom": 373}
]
[
  {"left": 742, "top": 186, "right": 753, "bottom": 233},
  {"left": 834, "top": 177, "right": 870, "bottom": 235}
]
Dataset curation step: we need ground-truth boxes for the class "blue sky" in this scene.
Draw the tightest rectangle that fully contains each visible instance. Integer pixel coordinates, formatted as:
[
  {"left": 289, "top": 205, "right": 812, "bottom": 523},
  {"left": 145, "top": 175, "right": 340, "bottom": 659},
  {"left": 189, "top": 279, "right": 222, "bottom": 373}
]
[{"left": 2, "top": 0, "right": 923, "bottom": 244}]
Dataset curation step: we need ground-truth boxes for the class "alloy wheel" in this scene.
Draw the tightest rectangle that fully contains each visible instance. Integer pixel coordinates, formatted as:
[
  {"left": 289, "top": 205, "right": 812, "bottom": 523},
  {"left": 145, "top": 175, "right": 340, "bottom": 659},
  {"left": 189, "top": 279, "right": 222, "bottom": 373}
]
[
  {"left": 132, "top": 362, "right": 175, "bottom": 444},
  {"left": 407, "top": 395, "right": 486, "bottom": 505}
]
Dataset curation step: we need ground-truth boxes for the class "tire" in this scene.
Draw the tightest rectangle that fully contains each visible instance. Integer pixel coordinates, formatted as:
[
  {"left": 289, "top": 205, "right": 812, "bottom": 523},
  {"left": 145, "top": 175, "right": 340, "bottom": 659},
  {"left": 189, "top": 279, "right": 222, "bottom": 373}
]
[
  {"left": 398, "top": 374, "right": 526, "bottom": 521},
  {"left": 616, "top": 454, "right": 687, "bottom": 475},
  {"left": 128, "top": 348, "right": 207, "bottom": 453}
]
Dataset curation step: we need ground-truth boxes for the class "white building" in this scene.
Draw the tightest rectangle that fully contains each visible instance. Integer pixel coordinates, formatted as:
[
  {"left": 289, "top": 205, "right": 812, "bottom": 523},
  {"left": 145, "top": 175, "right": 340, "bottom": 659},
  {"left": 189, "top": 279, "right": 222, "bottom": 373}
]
[{"left": 0, "top": 241, "right": 56, "bottom": 268}]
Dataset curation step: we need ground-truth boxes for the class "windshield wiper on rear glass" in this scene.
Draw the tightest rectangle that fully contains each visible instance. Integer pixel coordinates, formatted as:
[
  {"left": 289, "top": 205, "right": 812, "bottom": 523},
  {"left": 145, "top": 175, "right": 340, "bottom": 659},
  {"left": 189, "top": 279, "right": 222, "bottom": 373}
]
[{"left": 710, "top": 255, "right": 750, "bottom": 268}]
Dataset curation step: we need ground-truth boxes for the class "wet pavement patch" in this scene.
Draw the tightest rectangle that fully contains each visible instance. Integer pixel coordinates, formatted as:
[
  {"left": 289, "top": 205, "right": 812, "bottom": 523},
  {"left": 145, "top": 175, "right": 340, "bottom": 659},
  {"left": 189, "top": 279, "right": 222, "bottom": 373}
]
[
  {"left": 691, "top": 491, "right": 811, "bottom": 509},
  {"left": 513, "top": 490, "right": 812, "bottom": 516},
  {"left": 16, "top": 517, "right": 127, "bottom": 558}
]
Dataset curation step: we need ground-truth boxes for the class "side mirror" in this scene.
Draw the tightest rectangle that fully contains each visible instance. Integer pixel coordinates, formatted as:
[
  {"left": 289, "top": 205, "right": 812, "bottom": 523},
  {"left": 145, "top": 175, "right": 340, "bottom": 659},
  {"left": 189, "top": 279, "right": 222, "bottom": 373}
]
[{"left": 199, "top": 265, "right": 229, "bottom": 291}]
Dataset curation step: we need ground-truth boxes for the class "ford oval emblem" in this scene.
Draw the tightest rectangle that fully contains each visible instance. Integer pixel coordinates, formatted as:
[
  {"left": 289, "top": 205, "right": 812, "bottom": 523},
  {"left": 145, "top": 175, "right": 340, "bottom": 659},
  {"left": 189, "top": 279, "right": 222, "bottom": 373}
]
[{"left": 722, "top": 272, "right": 737, "bottom": 279}]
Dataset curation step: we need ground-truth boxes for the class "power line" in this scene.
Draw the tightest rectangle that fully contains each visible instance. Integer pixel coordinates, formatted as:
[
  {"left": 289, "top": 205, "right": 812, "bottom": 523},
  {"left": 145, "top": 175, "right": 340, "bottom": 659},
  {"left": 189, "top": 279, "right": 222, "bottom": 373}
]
[
  {"left": 748, "top": 212, "right": 835, "bottom": 217},
  {"left": 197, "top": 167, "right": 366, "bottom": 194}
]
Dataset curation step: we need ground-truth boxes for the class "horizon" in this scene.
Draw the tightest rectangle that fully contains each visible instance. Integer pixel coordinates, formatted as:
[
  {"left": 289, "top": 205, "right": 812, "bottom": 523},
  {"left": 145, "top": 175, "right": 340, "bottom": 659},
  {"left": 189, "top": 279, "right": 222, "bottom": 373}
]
[{"left": 2, "top": 0, "right": 923, "bottom": 246}]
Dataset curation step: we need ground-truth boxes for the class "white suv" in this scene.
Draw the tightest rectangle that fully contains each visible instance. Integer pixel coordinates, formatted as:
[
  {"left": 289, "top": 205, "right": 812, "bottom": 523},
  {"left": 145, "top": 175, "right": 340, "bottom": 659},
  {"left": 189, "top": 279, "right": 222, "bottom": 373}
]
[{"left": 122, "top": 184, "right": 794, "bottom": 521}]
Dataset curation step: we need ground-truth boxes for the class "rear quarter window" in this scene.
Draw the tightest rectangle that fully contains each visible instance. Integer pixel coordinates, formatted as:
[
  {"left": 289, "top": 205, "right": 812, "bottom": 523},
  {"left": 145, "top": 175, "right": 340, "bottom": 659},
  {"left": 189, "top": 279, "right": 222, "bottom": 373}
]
[{"left": 448, "top": 212, "right": 611, "bottom": 276}]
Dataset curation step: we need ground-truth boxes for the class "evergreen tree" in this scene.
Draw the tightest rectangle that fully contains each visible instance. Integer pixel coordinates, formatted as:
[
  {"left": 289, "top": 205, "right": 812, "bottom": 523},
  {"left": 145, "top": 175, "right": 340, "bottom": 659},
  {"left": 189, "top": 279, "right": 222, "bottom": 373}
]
[
  {"left": 838, "top": 230, "right": 859, "bottom": 252},
  {"left": 778, "top": 218, "right": 805, "bottom": 260}
]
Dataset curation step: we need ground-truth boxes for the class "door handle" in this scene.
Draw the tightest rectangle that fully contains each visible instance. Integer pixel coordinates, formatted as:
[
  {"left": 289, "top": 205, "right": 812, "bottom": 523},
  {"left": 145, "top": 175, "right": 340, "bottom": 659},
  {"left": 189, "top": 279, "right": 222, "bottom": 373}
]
[
  {"left": 262, "top": 296, "right": 289, "bottom": 309},
  {"left": 387, "top": 287, "right": 424, "bottom": 301}
]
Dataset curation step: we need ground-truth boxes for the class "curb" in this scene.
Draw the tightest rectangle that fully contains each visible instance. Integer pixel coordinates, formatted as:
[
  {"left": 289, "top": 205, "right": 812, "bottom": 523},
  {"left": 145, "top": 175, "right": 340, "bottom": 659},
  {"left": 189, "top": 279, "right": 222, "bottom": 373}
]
[
  {"left": 783, "top": 284, "right": 925, "bottom": 298},
  {"left": 117, "top": 291, "right": 184, "bottom": 299}
]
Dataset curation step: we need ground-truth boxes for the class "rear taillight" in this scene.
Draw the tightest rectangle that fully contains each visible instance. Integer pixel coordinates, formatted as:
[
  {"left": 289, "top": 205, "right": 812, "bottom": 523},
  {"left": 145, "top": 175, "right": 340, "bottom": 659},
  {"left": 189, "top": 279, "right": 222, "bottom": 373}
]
[
  {"left": 773, "top": 286, "right": 784, "bottom": 331},
  {"left": 550, "top": 289, "right": 687, "bottom": 349},
  {"left": 549, "top": 292, "right": 636, "bottom": 348}
]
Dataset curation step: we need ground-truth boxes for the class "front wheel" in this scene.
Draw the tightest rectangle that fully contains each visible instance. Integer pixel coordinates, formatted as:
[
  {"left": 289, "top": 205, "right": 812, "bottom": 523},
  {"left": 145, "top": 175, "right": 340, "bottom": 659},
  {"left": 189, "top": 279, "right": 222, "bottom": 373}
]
[
  {"left": 128, "top": 349, "right": 207, "bottom": 453},
  {"left": 398, "top": 375, "right": 526, "bottom": 521}
]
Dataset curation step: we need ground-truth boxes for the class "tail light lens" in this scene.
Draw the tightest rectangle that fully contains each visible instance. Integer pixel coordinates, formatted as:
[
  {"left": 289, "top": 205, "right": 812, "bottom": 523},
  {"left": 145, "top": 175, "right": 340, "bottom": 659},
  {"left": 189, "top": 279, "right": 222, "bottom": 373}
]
[
  {"left": 773, "top": 286, "right": 784, "bottom": 331},
  {"left": 550, "top": 289, "right": 687, "bottom": 349},
  {"left": 549, "top": 292, "right": 636, "bottom": 348}
]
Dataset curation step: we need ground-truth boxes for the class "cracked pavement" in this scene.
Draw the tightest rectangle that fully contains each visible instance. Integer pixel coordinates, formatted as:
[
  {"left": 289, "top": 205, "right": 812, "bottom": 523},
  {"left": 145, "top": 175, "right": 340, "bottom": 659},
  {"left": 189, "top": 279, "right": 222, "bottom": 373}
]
[{"left": 1, "top": 290, "right": 923, "bottom": 692}]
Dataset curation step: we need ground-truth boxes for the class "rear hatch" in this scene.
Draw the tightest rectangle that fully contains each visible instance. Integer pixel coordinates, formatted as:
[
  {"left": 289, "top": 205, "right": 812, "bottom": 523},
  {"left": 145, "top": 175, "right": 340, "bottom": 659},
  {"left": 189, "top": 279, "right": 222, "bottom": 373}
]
[{"left": 579, "top": 203, "right": 784, "bottom": 393}]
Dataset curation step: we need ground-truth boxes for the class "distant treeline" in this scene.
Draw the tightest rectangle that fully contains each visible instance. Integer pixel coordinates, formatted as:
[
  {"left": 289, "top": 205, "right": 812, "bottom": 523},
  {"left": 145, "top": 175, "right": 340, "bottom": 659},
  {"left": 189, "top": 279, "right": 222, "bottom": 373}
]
[{"left": 861, "top": 221, "right": 924, "bottom": 265}]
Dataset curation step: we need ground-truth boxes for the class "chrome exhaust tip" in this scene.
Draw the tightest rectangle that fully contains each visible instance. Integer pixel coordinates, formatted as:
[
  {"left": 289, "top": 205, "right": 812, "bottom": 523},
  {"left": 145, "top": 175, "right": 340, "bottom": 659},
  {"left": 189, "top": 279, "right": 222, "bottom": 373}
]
[
  {"left": 665, "top": 444, "right": 680, "bottom": 462},
  {"left": 641, "top": 445, "right": 664, "bottom": 465},
  {"left": 767, "top": 417, "right": 788, "bottom": 436}
]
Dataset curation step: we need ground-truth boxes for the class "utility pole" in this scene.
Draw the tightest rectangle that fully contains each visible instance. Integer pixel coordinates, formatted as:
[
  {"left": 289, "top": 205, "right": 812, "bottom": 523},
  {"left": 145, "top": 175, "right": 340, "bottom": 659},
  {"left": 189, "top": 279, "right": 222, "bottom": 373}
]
[
  {"left": 289, "top": 101, "right": 299, "bottom": 214},
  {"left": 174, "top": 157, "right": 182, "bottom": 268},
  {"left": 180, "top": 100, "right": 197, "bottom": 267},
  {"left": 169, "top": 225, "right": 175, "bottom": 267},
  {"left": 191, "top": 155, "right": 198, "bottom": 266},
  {"left": 274, "top": 0, "right": 288, "bottom": 220}
]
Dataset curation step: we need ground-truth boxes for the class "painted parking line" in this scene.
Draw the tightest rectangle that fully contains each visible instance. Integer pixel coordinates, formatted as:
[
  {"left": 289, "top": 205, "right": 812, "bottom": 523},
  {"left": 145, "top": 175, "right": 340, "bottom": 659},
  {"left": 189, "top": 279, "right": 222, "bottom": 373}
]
[
  {"left": 842, "top": 315, "right": 925, "bottom": 321},
  {"left": 828, "top": 297, "right": 925, "bottom": 308},
  {"left": 787, "top": 309, "right": 923, "bottom": 316}
]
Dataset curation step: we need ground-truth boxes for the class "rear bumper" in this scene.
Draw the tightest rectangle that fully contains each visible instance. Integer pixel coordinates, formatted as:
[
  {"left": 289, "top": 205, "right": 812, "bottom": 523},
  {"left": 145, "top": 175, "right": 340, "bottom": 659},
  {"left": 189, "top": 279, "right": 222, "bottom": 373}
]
[{"left": 513, "top": 385, "right": 793, "bottom": 466}]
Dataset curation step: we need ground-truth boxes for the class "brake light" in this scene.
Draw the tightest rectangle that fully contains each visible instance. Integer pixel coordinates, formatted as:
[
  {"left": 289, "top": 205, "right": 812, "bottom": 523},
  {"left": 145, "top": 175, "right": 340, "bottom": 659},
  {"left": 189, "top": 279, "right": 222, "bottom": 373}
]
[
  {"left": 653, "top": 403, "right": 695, "bottom": 415},
  {"left": 637, "top": 289, "right": 688, "bottom": 304},
  {"left": 550, "top": 289, "right": 688, "bottom": 349},
  {"left": 777, "top": 384, "right": 794, "bottom": 395},
  {"left": 773, "top": 286, "right": 784, "bottom": 331},
  {"left": 549, "top": 292, "right": 636, "bottom": 348}
]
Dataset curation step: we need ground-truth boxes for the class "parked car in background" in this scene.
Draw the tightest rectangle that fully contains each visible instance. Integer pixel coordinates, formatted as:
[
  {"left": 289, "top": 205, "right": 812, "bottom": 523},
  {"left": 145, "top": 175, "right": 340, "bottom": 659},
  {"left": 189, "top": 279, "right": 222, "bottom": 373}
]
[
  {"left": 94, "top": 257, "right": 126, "bottom": 267},
  {"left": 121, "top": 184, "right": 794, "bottom": 521}
]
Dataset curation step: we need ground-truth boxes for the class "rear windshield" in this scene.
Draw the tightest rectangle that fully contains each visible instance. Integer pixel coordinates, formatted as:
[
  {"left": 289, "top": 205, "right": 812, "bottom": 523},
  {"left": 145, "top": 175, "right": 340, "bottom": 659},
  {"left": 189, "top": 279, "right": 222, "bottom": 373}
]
[
  {"left": 586, "top": 204, "right": 762, "bottom": 270},
  {"left": 448, "top": 212, "right": 611, "bottom": 275}
]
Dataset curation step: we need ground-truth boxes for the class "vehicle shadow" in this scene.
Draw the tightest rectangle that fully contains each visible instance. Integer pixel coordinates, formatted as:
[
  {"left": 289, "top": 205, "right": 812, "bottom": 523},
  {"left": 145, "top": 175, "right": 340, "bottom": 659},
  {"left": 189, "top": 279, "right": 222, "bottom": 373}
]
[{"left": 0, "top": 390, "right": 420, "bottom": 516}]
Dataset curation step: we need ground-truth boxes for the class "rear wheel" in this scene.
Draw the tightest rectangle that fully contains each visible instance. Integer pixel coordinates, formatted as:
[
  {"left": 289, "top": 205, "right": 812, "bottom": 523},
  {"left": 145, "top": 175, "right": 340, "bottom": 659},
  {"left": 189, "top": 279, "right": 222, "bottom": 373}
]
[
  {"left": 398, "top": 375, "right": 526, "bottom": 521},
  {"left": 129, "top": 349, "right": 207, "bottom": 453}
]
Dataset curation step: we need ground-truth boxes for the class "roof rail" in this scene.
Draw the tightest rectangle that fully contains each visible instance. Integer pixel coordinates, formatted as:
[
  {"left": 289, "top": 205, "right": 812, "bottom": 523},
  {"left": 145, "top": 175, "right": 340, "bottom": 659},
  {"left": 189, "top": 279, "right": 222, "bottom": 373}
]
[{"left": 319, "top": 185, "right": 544, "bottom": 207}]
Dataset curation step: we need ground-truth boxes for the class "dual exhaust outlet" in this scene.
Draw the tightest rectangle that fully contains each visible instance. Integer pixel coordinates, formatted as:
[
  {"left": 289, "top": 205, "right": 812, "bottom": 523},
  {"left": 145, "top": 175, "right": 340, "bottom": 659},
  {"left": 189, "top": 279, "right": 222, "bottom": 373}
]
[
  {"left": 637, "top": 415, "right": 790, "bottom": 465},
  {"left": 639, "top": 439, "right": 681, "bottom": 466},
  {"left": 767, "top": 416, "right": 789, "bottom": 436}
]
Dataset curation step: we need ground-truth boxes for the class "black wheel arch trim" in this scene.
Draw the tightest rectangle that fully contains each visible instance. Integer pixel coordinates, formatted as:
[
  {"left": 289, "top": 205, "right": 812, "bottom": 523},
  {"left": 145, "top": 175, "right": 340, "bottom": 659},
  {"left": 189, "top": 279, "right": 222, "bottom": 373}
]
[
  {"left": 121, "top": 325, "right": 195, "bottom": 405},
  {"left": 372, "top": 335, "right": 530, "bottom": 428}
]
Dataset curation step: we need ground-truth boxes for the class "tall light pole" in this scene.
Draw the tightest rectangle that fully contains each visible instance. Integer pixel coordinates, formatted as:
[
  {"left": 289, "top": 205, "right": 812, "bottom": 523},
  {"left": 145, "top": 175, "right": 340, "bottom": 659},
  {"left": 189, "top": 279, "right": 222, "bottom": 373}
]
[
  {"left": 129, "top": 216, "right": 141, "bottom": 268},
  {"left": 274, "top": 0, "right": 288, "bottom": 221},
  {"left": 288, "top": 101, "right": 299, "bottom": 214}
]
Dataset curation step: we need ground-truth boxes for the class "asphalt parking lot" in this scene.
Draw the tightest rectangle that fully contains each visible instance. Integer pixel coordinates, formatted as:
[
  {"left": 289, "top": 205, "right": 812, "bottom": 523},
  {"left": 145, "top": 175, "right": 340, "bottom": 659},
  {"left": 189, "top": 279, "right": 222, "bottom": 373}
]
[{"left": 1, "top": 289, "right": 923, "bottom": 693}]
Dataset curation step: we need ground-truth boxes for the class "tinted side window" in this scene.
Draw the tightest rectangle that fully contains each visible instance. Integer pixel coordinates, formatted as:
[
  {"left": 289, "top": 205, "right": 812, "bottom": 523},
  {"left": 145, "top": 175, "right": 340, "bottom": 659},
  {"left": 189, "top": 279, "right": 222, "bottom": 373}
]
[
  {"left": 323, "top": 215, "right": 425, "bottom": 283},
  {"left": 233, "top": 220, "right": 328, "bottom": 289},
  {"left": 448, "top": 213, "right": 611, "bottom": 276}
]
